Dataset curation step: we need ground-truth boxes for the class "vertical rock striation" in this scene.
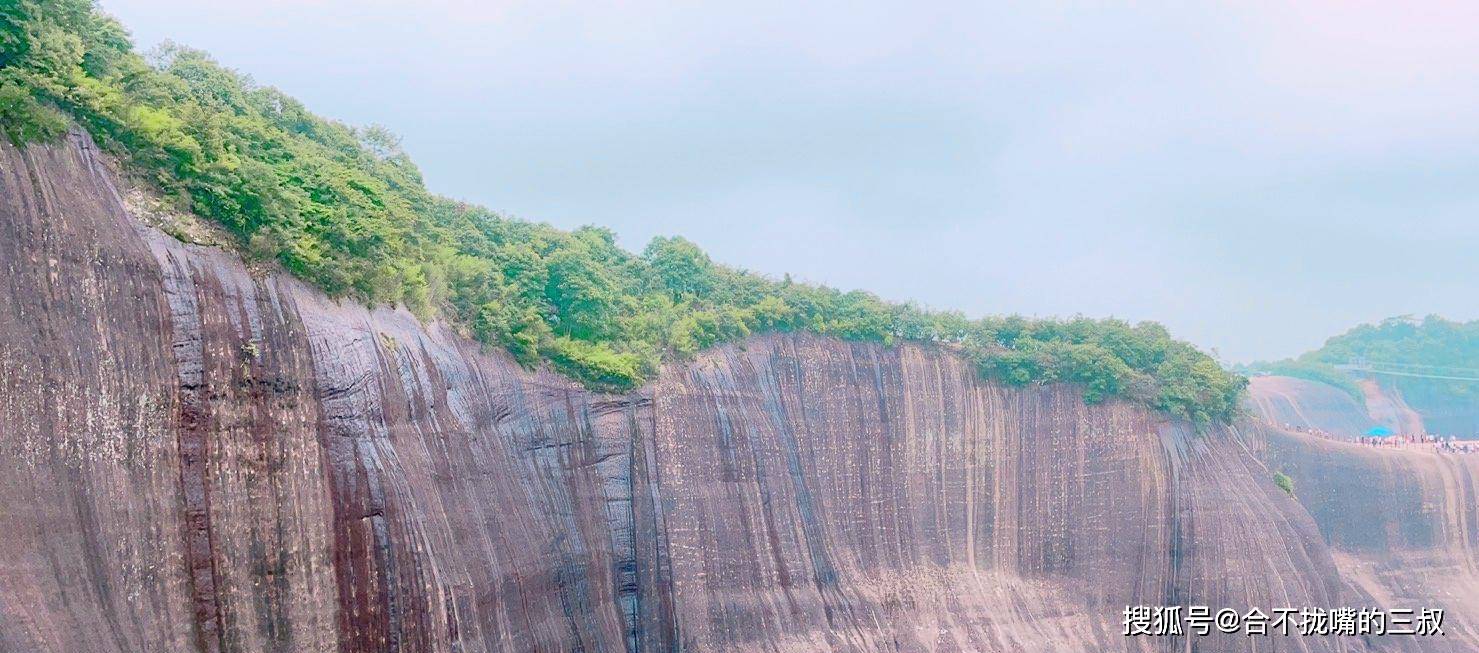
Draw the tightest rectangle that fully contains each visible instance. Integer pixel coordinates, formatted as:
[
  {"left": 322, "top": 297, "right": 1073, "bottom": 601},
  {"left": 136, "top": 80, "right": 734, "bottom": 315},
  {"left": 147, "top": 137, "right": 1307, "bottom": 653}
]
[
  {"left": 1, "top": 133, "right": 1472, "bottom": 652},
  {"left": 1248, "top": 376, "right": 1380, "bottom": 437},
  {"left": 1, "top": 132, "right": 642, "bottom": 652},
  {"left": 1264, "top": 429, "right": 1479, "bottom": 649}
]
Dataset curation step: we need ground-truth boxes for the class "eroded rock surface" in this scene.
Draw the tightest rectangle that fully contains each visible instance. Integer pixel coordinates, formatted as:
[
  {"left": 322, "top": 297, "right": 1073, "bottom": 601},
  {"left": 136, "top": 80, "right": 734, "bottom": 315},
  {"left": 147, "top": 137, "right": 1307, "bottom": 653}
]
[
  {"left": 1262, "top": 430, "right": 1479, "bottom": 650},
  {"left": 1250, "top": 378, "right": 1479, "bottom": 651},
  {"left": 1249, "top": 376, "right": 1380, "bottom": 437},
  {"left": 1, "top": 133, "right": 1473, "bottom": 652}
]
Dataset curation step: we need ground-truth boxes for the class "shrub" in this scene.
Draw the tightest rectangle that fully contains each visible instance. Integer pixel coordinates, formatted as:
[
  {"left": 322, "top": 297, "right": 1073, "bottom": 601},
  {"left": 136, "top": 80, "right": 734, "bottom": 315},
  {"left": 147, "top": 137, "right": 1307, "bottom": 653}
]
[{"left": 1272, "top": 471, "right": 1295, "bottom": 497}]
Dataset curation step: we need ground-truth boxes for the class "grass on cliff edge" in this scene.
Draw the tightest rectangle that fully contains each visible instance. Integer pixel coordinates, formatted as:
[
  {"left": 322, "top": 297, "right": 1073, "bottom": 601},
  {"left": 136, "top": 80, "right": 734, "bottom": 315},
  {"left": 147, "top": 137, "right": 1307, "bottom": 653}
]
[{"left": 0, "top": 0, "right": 1247, "bottom": 424}]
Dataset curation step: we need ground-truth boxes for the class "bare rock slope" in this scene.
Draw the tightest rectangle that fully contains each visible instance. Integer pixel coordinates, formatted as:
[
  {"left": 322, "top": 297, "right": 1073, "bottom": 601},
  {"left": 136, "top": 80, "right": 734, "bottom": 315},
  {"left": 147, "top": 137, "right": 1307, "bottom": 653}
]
[
  {"left": 1, "top": 133, "right": 1472, "bottom": 652},
  {"left": 1248, "top": 376, "right": 1379, "bottom": 437},
  {"left": 1249, "top": 376, "right": 1479, "bottom": 649},
  {"left": 1262, "top": 431, "right": 1479, "bottom": 647}
]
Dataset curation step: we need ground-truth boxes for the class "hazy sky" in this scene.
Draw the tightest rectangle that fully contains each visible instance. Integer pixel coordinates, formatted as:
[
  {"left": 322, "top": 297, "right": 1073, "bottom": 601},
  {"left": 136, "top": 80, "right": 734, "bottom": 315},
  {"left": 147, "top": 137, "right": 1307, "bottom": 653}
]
[{"left": 98, "top": 0, "right": 1479, "bottom": 362}]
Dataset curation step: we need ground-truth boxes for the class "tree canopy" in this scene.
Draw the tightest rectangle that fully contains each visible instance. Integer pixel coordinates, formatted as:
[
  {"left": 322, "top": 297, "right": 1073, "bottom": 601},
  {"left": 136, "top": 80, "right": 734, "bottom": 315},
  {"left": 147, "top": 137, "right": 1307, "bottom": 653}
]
[
  {"left": 0, "top": 0, "right": 1247, "bottom": 424},
  {"left": 1249, "top": 316, "right": 1477, "bottom": 409}
]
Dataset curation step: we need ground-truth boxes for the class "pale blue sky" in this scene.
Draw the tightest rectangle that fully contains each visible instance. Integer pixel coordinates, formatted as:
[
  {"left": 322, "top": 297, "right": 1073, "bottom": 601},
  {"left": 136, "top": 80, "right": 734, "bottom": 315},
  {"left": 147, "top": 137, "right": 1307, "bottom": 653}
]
[{"left": 99, "top": 0, "right": 1479, "bottom": 362}]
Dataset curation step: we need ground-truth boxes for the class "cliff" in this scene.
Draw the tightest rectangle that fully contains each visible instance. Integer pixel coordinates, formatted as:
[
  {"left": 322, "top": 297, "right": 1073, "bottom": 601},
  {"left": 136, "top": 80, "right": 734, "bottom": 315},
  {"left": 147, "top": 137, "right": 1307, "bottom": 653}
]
[
  {"left": 1262, "top": 430, "right": 1479, "bottom": 648},
  {"left": 1249, "top": 375, "right": 1387, "bottom": 437},
  {"left": 0, "top": 132, "right": 1471, "bottom": 652},
  {"left": 1249, "top": 377, "right": 1479, "bottom": 650},
  {"left": 1368, "top": 378, "right": 1477, "bottom": 438}
]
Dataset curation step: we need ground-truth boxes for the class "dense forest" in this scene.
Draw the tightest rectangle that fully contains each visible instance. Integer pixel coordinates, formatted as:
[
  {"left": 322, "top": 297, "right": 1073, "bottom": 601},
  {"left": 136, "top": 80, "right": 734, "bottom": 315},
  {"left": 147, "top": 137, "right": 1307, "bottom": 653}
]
[
  {"left": 0, "top": 0, "right": 1247, "bottom": 424},
  {"left": 1249, "top": 316, "right": 1478, "bottom": 408}
]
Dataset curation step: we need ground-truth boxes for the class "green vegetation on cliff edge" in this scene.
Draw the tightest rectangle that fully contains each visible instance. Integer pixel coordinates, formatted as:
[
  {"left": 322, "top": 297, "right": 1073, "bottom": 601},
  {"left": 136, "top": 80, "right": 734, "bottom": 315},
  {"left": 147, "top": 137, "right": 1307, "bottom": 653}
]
[
  {"left": 0, "top": 0, "right": 1246, "bottom": 423},
  {"left": 1249, "top": 316, "right": 1476, "bottom": 408}
]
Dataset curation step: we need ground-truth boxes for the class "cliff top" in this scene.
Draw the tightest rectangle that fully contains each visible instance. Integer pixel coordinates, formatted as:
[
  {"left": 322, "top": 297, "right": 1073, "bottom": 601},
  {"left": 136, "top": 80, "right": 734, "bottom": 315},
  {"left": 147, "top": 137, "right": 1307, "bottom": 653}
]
[{"left": 0, "top": 0, "right": 1244, "bottom": 423}]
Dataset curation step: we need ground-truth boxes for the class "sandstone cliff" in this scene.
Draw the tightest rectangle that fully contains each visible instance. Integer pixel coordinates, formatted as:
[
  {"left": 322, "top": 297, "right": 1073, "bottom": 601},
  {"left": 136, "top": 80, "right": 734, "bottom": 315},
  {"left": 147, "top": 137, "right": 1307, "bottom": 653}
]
[
  {"left": 1249, "top": 376, "right": 1380, "bottom": 437},
  {"left": 0, "top": 132, "right": 1470, "bottom": 652},
  {"left": 1260, "top": 428, "right": 1479, "bottom": 649},
  {"left": 1249, "top": 376, "right": 1479, "bottom": 649}
]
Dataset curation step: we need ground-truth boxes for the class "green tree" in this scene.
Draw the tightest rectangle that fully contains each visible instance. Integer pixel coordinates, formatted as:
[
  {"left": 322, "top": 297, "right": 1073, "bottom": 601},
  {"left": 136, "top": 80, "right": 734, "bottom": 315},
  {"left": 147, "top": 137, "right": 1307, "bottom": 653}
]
[{"left": 644, "top": 236, "right": 715, "bottom": 300}]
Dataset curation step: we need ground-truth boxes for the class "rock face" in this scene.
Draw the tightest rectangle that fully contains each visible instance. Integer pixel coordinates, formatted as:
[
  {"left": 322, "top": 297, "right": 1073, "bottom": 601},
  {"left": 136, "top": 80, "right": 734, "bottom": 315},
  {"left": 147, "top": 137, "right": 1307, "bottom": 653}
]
[
  {"left": 1, "top": 133, "right": 1474, "bottom": 652},
  {"left": 1355, "top": 380, "right": 1428, "bottom": 437},
  {"left": 1365, "top": 378, "right": 1475, "bottom": 439},
  {"left": 1262, "top": 430, "right": 1479, "bottom": 650},
  {"left": 647, "top": 343, "right": 1343, "bottom": 653},
  {"left": 1250, "top": 376, "right": 1479, "bottom": 650},
  {"left": 1249, "top": 375, "right": 1380, "bottom": 437},
  {"left": 1250, "top": 373, "right": 1474, "bottom": 440}
]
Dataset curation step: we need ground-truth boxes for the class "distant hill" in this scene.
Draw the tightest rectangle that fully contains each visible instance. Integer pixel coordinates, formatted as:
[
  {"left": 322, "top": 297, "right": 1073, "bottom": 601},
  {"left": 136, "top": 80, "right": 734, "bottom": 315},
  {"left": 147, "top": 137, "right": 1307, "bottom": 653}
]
[{"left": 1248, "top": 316, "right": 1479, "bottom": 436}]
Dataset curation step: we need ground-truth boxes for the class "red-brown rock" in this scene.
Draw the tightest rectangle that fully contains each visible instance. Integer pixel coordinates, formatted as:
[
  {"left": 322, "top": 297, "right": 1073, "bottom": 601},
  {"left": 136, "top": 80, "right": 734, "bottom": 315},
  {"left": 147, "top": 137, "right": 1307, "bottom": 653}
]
[{"left": 1, "top": 133, "right": 1471, "bottom": 652}]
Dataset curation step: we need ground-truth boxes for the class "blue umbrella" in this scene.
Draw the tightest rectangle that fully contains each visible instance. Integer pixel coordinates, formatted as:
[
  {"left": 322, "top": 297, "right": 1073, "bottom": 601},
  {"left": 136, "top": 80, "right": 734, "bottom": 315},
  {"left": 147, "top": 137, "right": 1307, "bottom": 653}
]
[{"left": 1364, "top": 426, "right": 1395, "bottom": 437}]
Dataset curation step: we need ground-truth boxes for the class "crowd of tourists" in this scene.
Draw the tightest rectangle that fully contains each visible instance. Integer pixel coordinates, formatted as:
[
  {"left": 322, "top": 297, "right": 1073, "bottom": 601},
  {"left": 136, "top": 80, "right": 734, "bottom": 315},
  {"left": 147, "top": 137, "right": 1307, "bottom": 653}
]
[
  {"left": 1354, "top": 432, "right": 1442, "bottom": 447},
  {"left": 1437, "top": 439, "right": 1479, "bottom": 454},
  {"left": 1284, "top": 425, "right": 1477, "bottom": 453}
]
